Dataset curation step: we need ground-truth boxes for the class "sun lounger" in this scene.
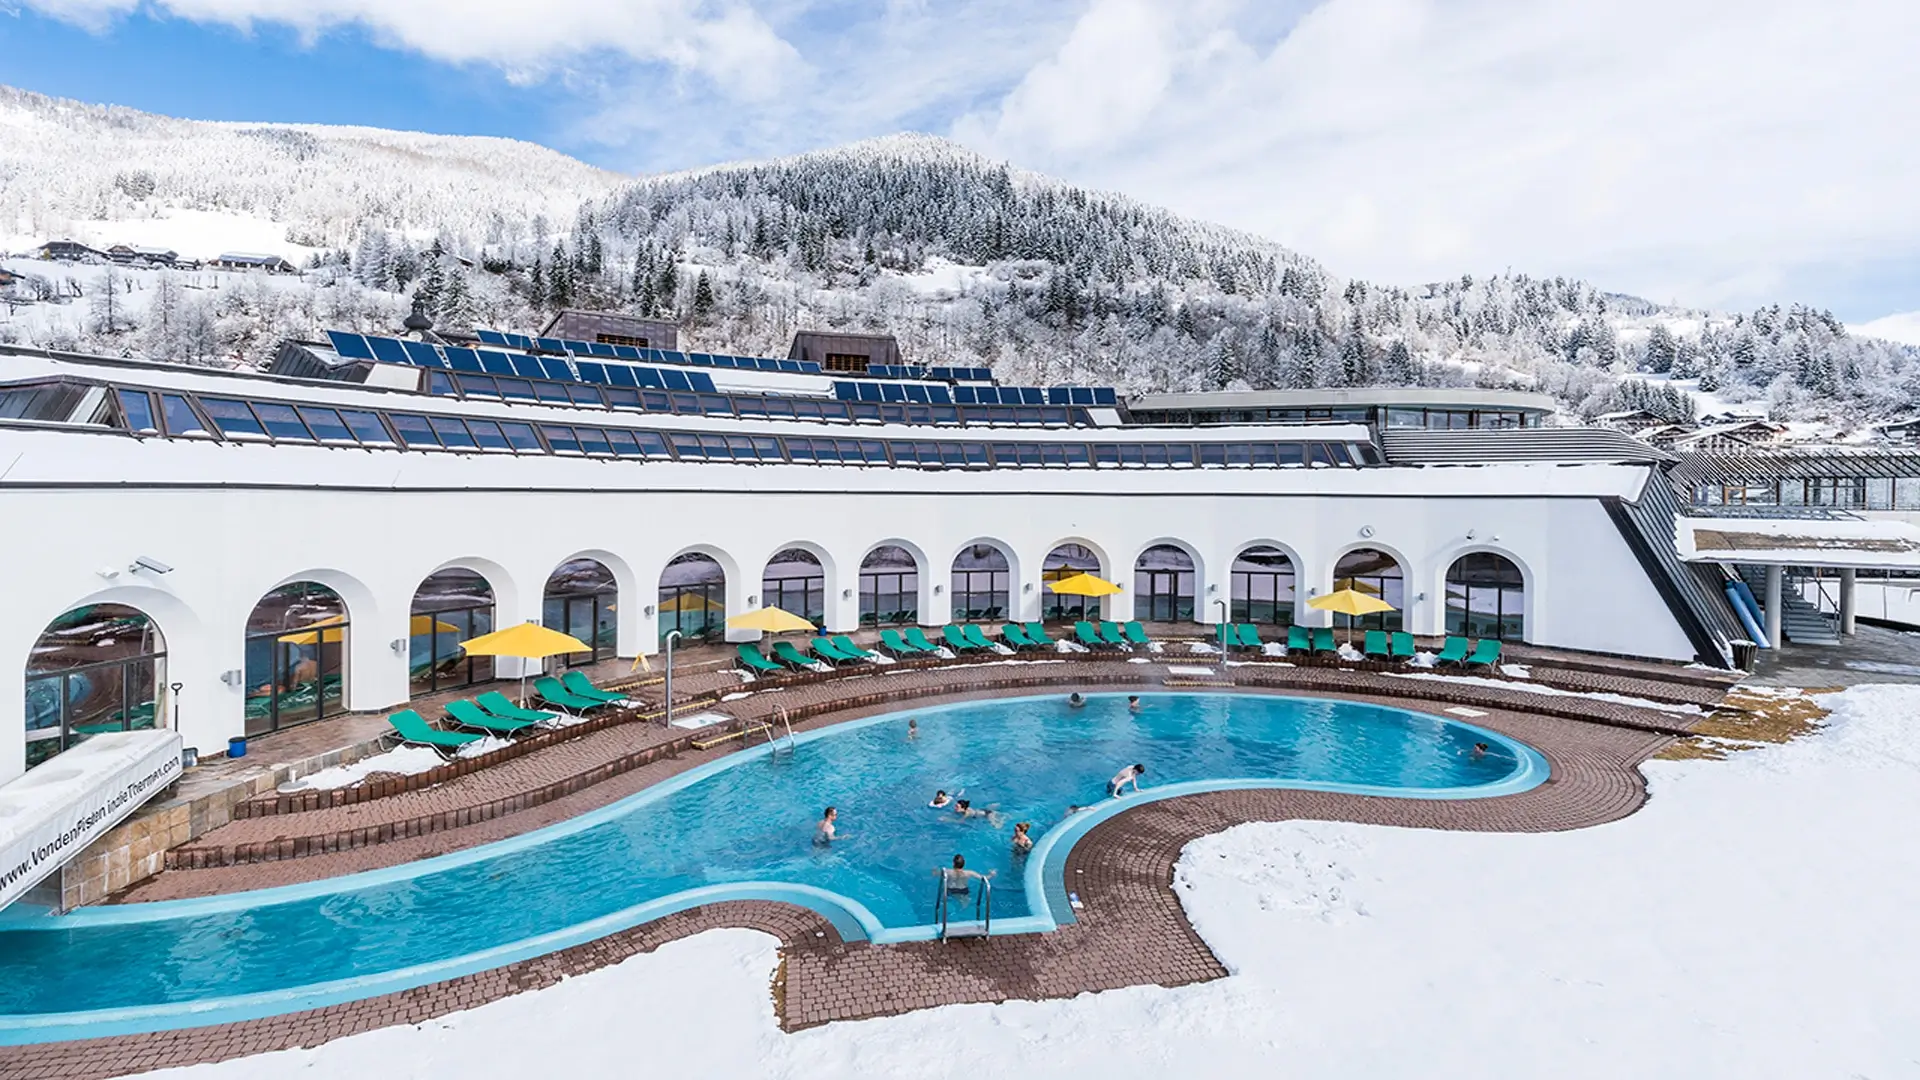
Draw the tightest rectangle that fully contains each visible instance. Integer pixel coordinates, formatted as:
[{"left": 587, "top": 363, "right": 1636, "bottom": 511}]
[
  {"left": 905, "top": 626, "right": 943, "bottom": 653},
  {"left": 737, "top": 643, "right": 784, "bottom": 673},
  {"left": 562, "top": 670, "right": 628, "bottom": 705},
  {"left": 445, "top": 699, "right": 538, "bottom": 735},
  {"left": 1024, "top": 622, "right": 1057, "bottom": 646},
  {"left": 830, "top": 635, "right": 879, "bottom": 661},
  {"left": 1363, "top": 630, "right": 1391, "bottom": 660},
  {"left": 1215, "top": 623, "right": 1238, "bottom": 650},
  {"left": 1123, "top": 621, "right": 1151, "bottom": 646},
  {"left": 535, "top": 675, "right": 610, "bottom": 711},
  {"left": 961, "top": 624, "right": 995, "bottom": 650},
  {"left": 1099, "top": 622, "right": 1128, "bottom": 648},
  {"left": 1465, "top": 639, "right": 1503, "bottom": 669},
  {"left": 772, "top": 640, "right": 823, "bottom": 668},
  {"left": 387, "top": 708, "right": 483, "bottom": 754},
  {"left": 1001, "top": 623, "right": 1036, "bottom": 650},
  {"left": 879, "top": 628, "right": 923, "bottom": 656},
  {"left": 1390, "top": 631, "right": 1416, "bottom": 660},
  {"left": 476, "top": 692, "right": 557, "bottom": 724},
  {"left": 1075, "top": 620, "right": 1107, "bottom": 648},
  {"left": 937, "top": 625, "right": 972, "bottom": 653},
  {"left": 1434, "top": 637, "right": 1470, "bottom": 665},
  {"left": 809, "top": 636, "right": 857, "bottom": 664},
  {"left": 1287, "top": 625, "right": 1311, "bottom": 654},
  {"left": 1311, "top": 627, "right": 1338, "bottom": 654},
  {"left": 1237, "top": 624, "right": 1267, "bottom": 650}
]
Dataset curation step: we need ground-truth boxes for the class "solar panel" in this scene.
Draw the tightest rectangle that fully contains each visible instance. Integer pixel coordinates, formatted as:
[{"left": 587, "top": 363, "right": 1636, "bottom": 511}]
[
  {"left": 367, "top": 336, "right": 410, "bottom": 365},
  {"left": 858, "top": 383, "right": 882, "bottom": 402},
  {"left": 478, "top": 351, "right": 517, "bottom": 376},
  {"left": 881, "top": 384, "right": 905, "bottom": 403},
  {"left": 509, "top": 355, "right": 545, "bottom": 378},
  {"left": 955, "top": 386, "right": 977, "bottom": 404},
  {"left": 326, "top": 330, "right": 376, "bottom": 360},
  {"left": 476, "top": 329, "right": 509, "bottom": 346},
  {"left": 613, "top": 345, "right": 642, "bottom": 360},
  {"left": 661, "top": 369, "right": 692, "bottom": 392},
  {"left": 690, "top": 372, "right": 718, "bottom": 394},
  {"left": 1047, "top": 388, "right": 1068, "bottom": 405},
  {"left": 776, "top": 360, "right": 801, "bottom": 373},
  {"left": 535, "top": 337, "right": 566, "bottom": 354},
  {"left": 560, "top": 340, "right": 590, "bottom": 355},
  {"left": 714, "top": 356, "right": 739, "bottom": 368},
  {"left": 799, "top": 362, "right": 823, "bottom": 374},
  {"left": 904, "top": 385, "right": 928, "bottom": 404},
  {"left": 532, "top": 357, "right": 568, "bottom": 381},
  {"left": 576, "top": 362, "right": 610, "bottom": 385},
  {"left": 1070, "top": 388, "right": 1094, "bottom": 406},
  {"left": 1093, "top": 388, "right": 1117, "bottom": 406},
  {"left": 447, "top": 349, "right": 486, "bottom": 374},
  {"left": 833, "top": 383, "right": 857, "bottom": 401},
  {"left": 688, "top": 353, "right": 712, "bottom": 366},
  {"left": 929, "top": 387, "right": 952, "bottom": 405},
  {"left": 588, "top": 342, "right": 617, "bottom": 358},
  {"left": 607, "top": 365, "right": 637, "bottom": 388},
  {"left": 396, "top": 341, "right": 436, "bottom": 367},
  {"left": 659, "top": 351, "right": 689, "bottom": 366},
  {"left": 1021, "top": 388, "right": 1044, "bottom": 406},
  {"left": 636, "top": 368, "right": 664, "bottom": 389}
]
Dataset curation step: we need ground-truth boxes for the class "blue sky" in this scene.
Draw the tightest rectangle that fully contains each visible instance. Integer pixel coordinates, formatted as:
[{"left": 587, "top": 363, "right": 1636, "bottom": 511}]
[{"left": 3, "top": 0, "right": 1916, "bottom": 324}]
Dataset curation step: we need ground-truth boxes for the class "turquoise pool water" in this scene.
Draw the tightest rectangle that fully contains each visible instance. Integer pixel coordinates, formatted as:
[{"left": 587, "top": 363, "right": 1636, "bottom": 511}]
[{"left": 0, "top": 692, "right": 1546, "bottom": 1042}]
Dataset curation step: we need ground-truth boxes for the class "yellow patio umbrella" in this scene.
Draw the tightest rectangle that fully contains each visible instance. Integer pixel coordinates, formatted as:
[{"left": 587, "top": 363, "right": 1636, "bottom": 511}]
[
  {"left": 1046, "top": 573, "right": 1122, "bottom": 596},
  {"left": 726, "top": 606, "right": 817, "bottom": 634},
  {"left": 1307, "top": 588, "right": 1398, "bottom": 645},
  {"left": 458, "top": 622, "right": 594, "bottom": 705}
]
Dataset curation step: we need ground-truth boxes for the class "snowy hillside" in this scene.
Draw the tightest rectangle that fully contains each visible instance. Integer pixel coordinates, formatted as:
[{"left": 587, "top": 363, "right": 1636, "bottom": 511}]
[{"left": 2, "top": 85, "right": 1916, "bottom": 424}]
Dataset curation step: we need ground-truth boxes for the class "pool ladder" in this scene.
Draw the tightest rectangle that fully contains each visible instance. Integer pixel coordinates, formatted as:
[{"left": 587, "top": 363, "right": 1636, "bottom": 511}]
[
  {"left": 767, "top": 705, "right": 797, "bottom": 758},
  {"left": 934, "top": 874, "right": 992, "bottom": 941}
]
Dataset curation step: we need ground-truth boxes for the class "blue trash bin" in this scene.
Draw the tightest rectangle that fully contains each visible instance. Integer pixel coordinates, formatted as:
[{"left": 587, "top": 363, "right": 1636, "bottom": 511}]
[{"left": 227, "top": 736, "right": 247, "bottom": 759}]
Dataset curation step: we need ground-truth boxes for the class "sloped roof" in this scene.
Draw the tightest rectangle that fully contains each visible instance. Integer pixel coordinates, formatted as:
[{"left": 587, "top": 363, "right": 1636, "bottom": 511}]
[{"left": 1379, "top": 427, "right": 1676, "bottom": 466}]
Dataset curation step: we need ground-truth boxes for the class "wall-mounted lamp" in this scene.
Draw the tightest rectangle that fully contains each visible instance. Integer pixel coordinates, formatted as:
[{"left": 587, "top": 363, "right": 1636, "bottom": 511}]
[
  {"left": 129, "top": 555, "right": 174, "bottom": 575},
  {"left": 96, "top": 566, "right": 121, "bottom": 580},
  {"left": 747, "top": 594, "right": 759, "bottom": 605},
  {"left": 1206, "top": 583, "right": 1218, "bottom": 594},
  {"left": 1022, "top": 582, "right": 1034, "bottom": 594},
  {"left": 933, "top": 584, "right": 944, "bottom": 596},
  {"left": 842, "top": 588, "right": 854, "bottom": 600},
  {"left": 219, "top": 669, "right": 244, "bottom": 687},
  {"left": 389, "top": 638, "right": 406, "bottom": 654},
  {"left": 643, "top": 603, "right": 656, "bottom": 617},
  {"left": 1358, "top": 525, "right": 1375, "bottom": 539},
  {"left": 1465, "top": 529, "right": 1478, "bottom": 541},
  {"left": 1415, "top": 592, "right": 1427, "bottom": 602}
]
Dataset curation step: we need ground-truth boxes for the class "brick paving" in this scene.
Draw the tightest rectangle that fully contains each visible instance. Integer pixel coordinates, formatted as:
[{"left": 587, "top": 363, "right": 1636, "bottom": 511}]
[{"left": 1, "top": 661, "right": 1702, "bottom": 1080}]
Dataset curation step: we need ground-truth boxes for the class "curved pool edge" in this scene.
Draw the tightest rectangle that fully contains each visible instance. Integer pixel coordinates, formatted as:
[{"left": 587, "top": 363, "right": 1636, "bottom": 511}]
[{"left": 0, "top": 692, "right": 1551, "bottom": 1045}]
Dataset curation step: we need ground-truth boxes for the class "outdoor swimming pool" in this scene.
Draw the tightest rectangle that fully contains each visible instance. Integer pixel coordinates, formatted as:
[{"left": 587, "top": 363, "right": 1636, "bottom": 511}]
[{"left": 0, "top": 692, "right": 1547, "bottom": 1042}]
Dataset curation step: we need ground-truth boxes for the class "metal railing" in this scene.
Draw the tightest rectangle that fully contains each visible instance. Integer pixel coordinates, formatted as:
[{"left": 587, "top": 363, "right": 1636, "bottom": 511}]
[{"left": 934, "top": 872, "right": 992, "bottom": 940}]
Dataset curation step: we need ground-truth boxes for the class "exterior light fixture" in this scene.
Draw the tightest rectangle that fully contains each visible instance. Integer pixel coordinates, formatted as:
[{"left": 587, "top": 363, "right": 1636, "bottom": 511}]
[
  {"left": 1358, "top": 525, "right": 1375, "bottom": 539},
  {"left": 1465, "top": 529, "right": 1478, "bottom": 541},
  {"left": 129, "top": 555, "right": 174, "bottom": 574},
  {"left": 643, "top": 603, "right": 656, "bottom": 617},
  {"left": 389, "top": 638, "right": 406, "bottom": 654},
  {"left": 1022, "top": 583, "right": 1033, "bottom": 594},
  {"left": 933, "top": 584, "right": 944, "bottom": 596},
  {"left": 748, "top": 594, "right": 759, "bottom": 605},
  {"left": 842, "top": 588, "right": 853, "bottom": 600},
  {"left": 219, "top": 669, "right": 244, "bottom": 687},
  {"left": 1207, "top": 583, "right": 1218, "bottom": 594},
  {"left": 96, "top": 567, "right": 121, "bottom": 580}
]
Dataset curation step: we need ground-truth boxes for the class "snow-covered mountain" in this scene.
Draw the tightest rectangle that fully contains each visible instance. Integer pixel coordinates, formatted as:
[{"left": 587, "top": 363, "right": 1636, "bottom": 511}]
[{"left": 2, "top": 85, "right": 1915, "bottom": 426}]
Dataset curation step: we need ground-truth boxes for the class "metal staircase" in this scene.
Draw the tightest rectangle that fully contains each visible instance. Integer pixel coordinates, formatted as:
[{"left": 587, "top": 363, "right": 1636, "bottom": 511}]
[{"left": 1736, "top": 566, "right": 1840, "bottom": 646}]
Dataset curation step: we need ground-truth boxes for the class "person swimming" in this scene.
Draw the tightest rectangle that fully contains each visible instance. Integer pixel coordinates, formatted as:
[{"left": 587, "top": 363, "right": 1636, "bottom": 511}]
[
  {"left": 953, "top": 798, "right": 989, "bottom": 819},
  {"left": 939, "top": 853, "right": 993, "bottom": 895},
  {"left": 1108, "top": 763, "right": 1145, "bottom": 797},
  {"left": 1067, "top": 692, "right": 1086, "bottom": 708},
  {"left": 1011, "top": 821, "right": 1034, "bottom": 854},
  {"left": 1127, "top": 695, "right": 1142, "bottom": 712},
  {"left": 813, "top": 806, "right": 840, "bottom": 846},
  {"left": 1469, "top": 742, "right": 1489, "bottom": 760},
  {"left": 929, "top": 789, "right": 952, "bottom": 808},
  {"left": 908, "top": 718, "right": 918, "bottom": 740}
]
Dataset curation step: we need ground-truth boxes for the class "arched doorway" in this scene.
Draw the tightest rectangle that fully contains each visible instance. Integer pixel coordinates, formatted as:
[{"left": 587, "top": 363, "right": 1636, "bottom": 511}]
[
  {"left": 1446, "top": 552, "right": 1526, "bottom": 641},
  {"left": 410, "top": 569, "right": 495, "bottom": 695},
  {"left": 1042, "top": 543, "right": 1103, "bottom": 623},
  {"left": 1331, "top": 548, "right": 1404, "bottom": 633},
  {"left": 544, "top": 559, "right": 617, "bottom": 666},
  {"left": 659, "top": 553, "right": 725, "bottom": 643},
  {"left": 950, "top": 544, "right": 1010, "bottom": 622},
  {"left": 25, "top": 604, "right": 166, "bottom": 769},
  {"left": 1133, "top": 545, "right": 1195, "bottom": 622},
  {"left": 245, "top": 582, "right": 348, "bottom": 736},
  {"left": 860, "top": 546, "right": 919, "bottom": 626},
  {"left": 1232, "top": 546, "right": 1295, "bottom": 626},
  {"left": 761, "top": 548, "right": 825, "bottom": 626}
]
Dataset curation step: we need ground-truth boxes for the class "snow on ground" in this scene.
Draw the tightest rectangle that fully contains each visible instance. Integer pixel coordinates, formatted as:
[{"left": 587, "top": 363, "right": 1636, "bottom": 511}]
[
  {"left": 277, "top": 746, "right": 444, "bottom": 792},
  {"left": 140, "top": 685, "right": 1920, "bottom": 1080},
  {"left": 1384, "top": 670, "right": 1704, "bottom": 714},
  {"left": 2, "top": 208, "right": 324, "bottom": 265}
]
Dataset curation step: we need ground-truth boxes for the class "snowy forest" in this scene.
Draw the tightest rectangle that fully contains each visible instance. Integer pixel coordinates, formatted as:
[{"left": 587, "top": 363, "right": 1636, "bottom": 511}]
[{"left": 2, "top": 86, "right": 1915, "bottom": 425}]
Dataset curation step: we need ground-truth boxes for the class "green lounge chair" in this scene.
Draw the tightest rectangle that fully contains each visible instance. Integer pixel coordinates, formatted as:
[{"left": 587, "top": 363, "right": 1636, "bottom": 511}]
[
  {"left": 737, "top": 643, "right": 784, "bottom": 674},
  {"left": 535, "top": 675, "right": 608, "bottom": 711},
  {"left": 1123, "top": 621, "right": 1151, "bottom": 646},
  {"left": 943, "top": 625, "right": 981, "bottom": 652},
  {"left": 1390, "top": 631, "right": 1416, "bottom": 660},
  {"left": 830, "top": 635, "right": 879, "bottom": 661},
  {"left": 1287, "top": 625, "right": 1311, "bottom": 654},
  {"left": 562, "top": 670, "right": 629, "bottom": 705},
  {"left": 1311, "top": 627, "right": 1338, "bottom": 654},
  {"left": 905, "top": 626, "right": 943, "bottom": 653},
  {"left": 1238, "top": 624, "right": 1267, "bottom": 650},
  {"left": 1001, "top": 623, "right": 1036, "bottom": 650},
  {"left": 1099, "top": 622, "right": 1128, "bottom": 648},
  {"left": 961, "top": 624, "right": 996, "bottom": 650},
  {"left": 1215, "top": 623, "right": 1238, "bottom": 650},
  {"left": 772, "top": 640, "right": 823, "bottom": 669},
  {"left": 1075, "top": 620, "right": 1106, "bottom": 648},
  {"left": 1024, "top": 622, "right": 1057, "bottom": 646},
  {"left": 879, "top": 628, "right": 922, "bottom": 656},
  {"left": 476, "top": 692, "right": 557, "bottom": 724},
  {"left": 445, "top": 699, "right": 538, "bottom": 735},
  {"left": 1434, "top": 637, "right": 1471, "bottom": 665},
  {"left": 1465, "top": 639, "right": 1503, "bottom": 669},
  {"left": 809, "top": 636, "right": 856, "bottom": 664},
  {"left": 387, "top": 709, "right": 483, "bottom": 754},
  {"left": 1363, "top": 630, "right": 1391, "bottom": 660}
]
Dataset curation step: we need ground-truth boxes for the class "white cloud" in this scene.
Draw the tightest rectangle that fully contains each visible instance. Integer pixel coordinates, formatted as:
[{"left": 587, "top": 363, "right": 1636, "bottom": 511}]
[{"left": 954, "top": 0, "right": 1920, "bottom": 316}]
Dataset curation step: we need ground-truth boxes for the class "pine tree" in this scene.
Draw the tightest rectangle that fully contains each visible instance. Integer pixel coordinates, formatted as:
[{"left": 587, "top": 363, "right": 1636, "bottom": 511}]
[
  {"left": 549, "top": 241, "right": 573, "bottom": 309},
  {"left": 1644, "top": 323, "right": 1677, "bottom": 373},
  {"left": 692, "top": 271, "right": 716, "bottom": 321}
]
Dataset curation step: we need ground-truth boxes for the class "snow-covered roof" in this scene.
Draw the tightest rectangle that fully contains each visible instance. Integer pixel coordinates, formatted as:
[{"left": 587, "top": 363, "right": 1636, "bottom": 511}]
[
  {"left": 1127, "top": 387, "right": 1557, "bottom": 413},
  {"left": 1381, "top": 427, "right": 1673, "bottom": 466},
  {"left": 1677, "top": 516, "right": 1920, "bottom": 569}
]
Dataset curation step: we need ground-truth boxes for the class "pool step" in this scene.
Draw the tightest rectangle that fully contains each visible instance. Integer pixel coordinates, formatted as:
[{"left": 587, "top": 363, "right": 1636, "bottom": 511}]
[
  {"left": 690, "top": 720, "right": 774, "bottom": 752},
  {"left": 1162, "top": 665, "right": 1235, "bottom": 689}
]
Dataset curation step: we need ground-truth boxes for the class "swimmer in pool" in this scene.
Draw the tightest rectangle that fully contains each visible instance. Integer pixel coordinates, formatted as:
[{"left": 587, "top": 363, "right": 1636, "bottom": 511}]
[
  {"left": 1011, "top": 821, "right": 1034, "bottom": 854},
  {"left": 953, "top": 798, "right": 989, "bottom": 819},
  {"left": 1067, "top": 692, "right": 1086, "bottom": 708},
  {"left": 929, "top": 789, "right": 952, "bottom": 808},
  {"left": 938, "top": 854, "right": 994, "bottom": 894},
  {"left": 1469, "top": 742, "right": 1489, "bottom": 760},
  {"left": 908, "top": 718, "right": 918, "bottom": 740},
  {"left": 813, "top": 806, "right": 839, "bottom": 845},
  {"left": 1108, "top": 763, "right": 1145, "bottom": 797},
  {"left": 1128, "top": 695, "right": 1142, "bottom": 712}
]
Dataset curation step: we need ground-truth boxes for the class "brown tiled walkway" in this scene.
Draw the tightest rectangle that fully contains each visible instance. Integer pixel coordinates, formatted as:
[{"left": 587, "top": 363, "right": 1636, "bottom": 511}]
[{"left": 0, "top": 678, "right": 1685, "bottom": 1080}]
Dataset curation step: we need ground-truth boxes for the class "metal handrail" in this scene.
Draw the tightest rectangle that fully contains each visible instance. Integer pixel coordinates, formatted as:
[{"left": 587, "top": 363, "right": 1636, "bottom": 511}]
[{"left": 933, "top": 871, "right": 992, "bottom": 940}]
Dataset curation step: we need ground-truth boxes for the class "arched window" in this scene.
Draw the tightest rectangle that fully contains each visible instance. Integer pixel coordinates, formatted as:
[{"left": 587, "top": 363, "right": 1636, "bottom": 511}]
[
  {"left": 544, "top": 560, "right": 617, "bottom": 666},
  {"left": 860, "top": 546, "right": 919, "bottom": 626},
  {"left": 1133, "top": 545, "right": 1195, "bottom": 622},
  {"left": 1232, "top": 546, "right": 1295, "bottom": 626},
  {"left": 950, "top": 544, "right": 1010, "bottom": 622},
  {"left": 1331, "top": 548, "right": 1404, "bottom": 633},
  {"left": 1446, "top": 553, "right": 1526, "bottom": 642},
  {"left": 410, "top": 569, "right": 494, "bottom": 695},
  {"left": 761, "top": 549, "right": 825, "bottom": 626},
  {"left": 25, "top": 604, "right": 166, "bottom": 769},
  {"left": 1042, "top": 543, "right": 1103, "bottom": 623},
  {"left": 659, "top": 553, "right": 725, "bottom": 643},
  {"left": 245, "top": 583, "right": 348, "bottom": 735}
]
